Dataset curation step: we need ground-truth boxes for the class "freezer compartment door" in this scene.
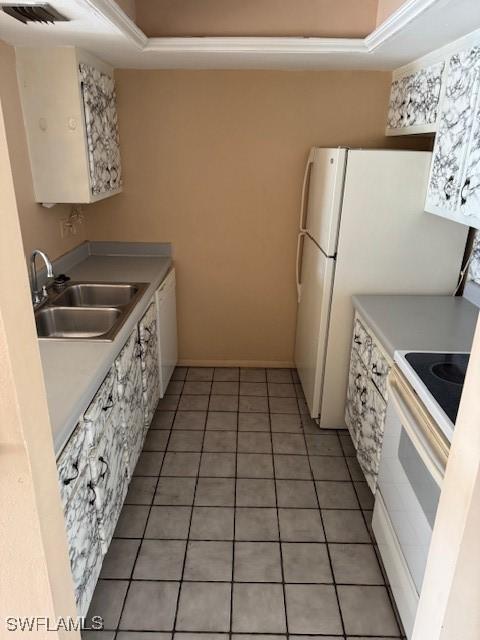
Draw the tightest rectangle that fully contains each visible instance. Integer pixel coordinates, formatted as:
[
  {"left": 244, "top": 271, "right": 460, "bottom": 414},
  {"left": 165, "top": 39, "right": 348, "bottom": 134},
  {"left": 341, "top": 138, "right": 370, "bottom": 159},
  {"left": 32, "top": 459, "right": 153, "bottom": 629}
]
[
  {"left": 304, "top": 147, "right": 346, "bottom": 256},
  {"left": 294, "top": 234, "right": 335, "bottom": 418}
]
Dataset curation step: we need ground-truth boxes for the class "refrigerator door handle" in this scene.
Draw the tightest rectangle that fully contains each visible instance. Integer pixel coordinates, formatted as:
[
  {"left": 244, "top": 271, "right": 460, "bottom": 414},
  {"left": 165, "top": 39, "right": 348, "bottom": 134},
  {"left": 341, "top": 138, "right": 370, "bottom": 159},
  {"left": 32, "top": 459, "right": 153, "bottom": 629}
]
[
  {"left": 296, "top": 231, "right": 306, "bottom": 303},
  {"left": 299, "top": 151, "right": 314, "bottom": 232}
]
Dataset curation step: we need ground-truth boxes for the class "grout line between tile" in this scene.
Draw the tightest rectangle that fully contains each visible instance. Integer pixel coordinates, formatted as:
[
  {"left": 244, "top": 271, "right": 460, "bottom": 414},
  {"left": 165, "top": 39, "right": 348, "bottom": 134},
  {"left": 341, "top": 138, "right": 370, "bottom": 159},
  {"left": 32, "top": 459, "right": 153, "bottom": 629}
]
[
  {"left": 298, "top": 398, "right": 347, "bottom": 639},
  {"left": 170, "top": 367, "right": 209, "bottom": 635},
  {"left": 98, "top": 367, "right": 405, "bottom": 640},
  {"left": 267, "top": 382, "right": 290, "bottom": 637}
]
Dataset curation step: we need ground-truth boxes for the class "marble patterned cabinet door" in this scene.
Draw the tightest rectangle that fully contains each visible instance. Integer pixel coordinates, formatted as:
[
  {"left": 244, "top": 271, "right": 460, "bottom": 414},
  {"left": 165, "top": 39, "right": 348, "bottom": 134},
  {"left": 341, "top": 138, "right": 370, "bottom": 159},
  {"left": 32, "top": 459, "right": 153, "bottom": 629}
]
[
  {"left": 387, "top": 78, "right": 403, "bottom": 129},
  {"left": 387, "top": 62, "right": 444, "bottom": 131},
  {"left": 356, "top": 381, "right": 387, "bottom": 493},
  {"left": 83, "top": 364, "right": 129, "bottom": 553},
  {"left": 140, "top": 300, "right": 161, "bottom": 428},
  {"left": 345, "top": 313, "right": 392, "bottom": 493},
  {"left": 458, "top": 86, "right": 480, "bottom": 225},
  {"left": 62, "top": 465, "right": 103, "bottom": 616},
  {"left": 345, "top": 348, "right": 368, "bottom": 449},
  {"left": 426, "top": 47, "right": 480, "bottom": 217},
  {"left": 79, "top": 63, "right": 122, "bottom": 197},
  {"left": 369, "top": 341, "right": 390, "bottom": 400},
  {"left": 90, "top": 396, "right": 129, "bottom": 554},
  {"left": 57, "top": 422, "right": 87, "bottom": 505},
  {"left": 352, "top": 317, "right": 372, "bottom": 366},
  {"left": 115, "top": 326, "right": 145, "bottom": 477}
]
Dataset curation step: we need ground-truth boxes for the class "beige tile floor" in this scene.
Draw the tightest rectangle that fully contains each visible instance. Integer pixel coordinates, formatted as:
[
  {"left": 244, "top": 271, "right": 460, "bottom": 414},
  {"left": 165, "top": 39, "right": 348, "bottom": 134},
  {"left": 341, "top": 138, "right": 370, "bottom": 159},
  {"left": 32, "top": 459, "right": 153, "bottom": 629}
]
[{"left": 84, "top": 367, "right": 405, "bottom": 640}]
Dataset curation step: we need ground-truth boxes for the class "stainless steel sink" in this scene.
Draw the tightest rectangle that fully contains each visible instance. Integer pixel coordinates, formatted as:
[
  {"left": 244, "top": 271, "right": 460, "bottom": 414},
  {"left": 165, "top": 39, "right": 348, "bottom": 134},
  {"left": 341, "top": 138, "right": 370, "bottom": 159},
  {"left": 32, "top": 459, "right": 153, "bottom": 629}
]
[
  {"left": 51, "top": 282, "right": 144, "bottom": 308},
  {"left": 36, "top": 307, "right": 122, "bottom": 340},
  {"left": 35, "top": 281, "right": 149, "bottom": 341}
]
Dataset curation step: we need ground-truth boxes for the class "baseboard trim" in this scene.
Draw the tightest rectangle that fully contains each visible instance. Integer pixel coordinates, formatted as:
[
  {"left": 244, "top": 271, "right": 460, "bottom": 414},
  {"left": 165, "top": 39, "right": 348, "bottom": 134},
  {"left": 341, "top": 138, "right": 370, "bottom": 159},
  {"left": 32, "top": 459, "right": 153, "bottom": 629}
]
[{"left": 178, "top": 359, "right": 295, "bottom": 368}]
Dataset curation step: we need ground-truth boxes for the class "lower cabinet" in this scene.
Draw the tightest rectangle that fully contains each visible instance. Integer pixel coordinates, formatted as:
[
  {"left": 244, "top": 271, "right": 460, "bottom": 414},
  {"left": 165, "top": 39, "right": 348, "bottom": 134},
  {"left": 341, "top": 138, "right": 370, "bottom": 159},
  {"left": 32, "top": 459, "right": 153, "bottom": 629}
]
[
  {"left": 57, "top": 272, "right": 178, "bottom": 614},
  {"left": 140, "top": 299, "right": 161, "bottom": 427},
  {"left": 345, "top": 313, "right": 392, "bottom": 492}
]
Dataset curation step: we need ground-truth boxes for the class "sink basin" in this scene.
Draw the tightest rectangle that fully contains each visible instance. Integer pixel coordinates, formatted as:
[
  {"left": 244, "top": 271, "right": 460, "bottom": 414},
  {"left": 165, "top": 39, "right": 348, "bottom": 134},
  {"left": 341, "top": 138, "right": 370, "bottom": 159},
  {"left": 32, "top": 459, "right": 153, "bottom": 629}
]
[
  {"left": 35, "top": 281, "right": 149, "bottom": 341},
  {"left": 52, "top": 283, "right": 142, "bottom": 308},
  {"left": 36, "top": 307, "right": 122, "bottom": 340}
]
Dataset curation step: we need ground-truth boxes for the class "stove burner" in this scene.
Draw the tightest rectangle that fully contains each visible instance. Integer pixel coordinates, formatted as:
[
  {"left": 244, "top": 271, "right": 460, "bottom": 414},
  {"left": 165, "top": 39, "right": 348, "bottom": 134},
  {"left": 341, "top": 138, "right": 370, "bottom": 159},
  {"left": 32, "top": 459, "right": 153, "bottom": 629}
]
[
  {"left": 404, "top": 352, "right": 469, "bottom": 424},
  {"left": 430, "top": 362, "right": 466, "bottom": 386}
]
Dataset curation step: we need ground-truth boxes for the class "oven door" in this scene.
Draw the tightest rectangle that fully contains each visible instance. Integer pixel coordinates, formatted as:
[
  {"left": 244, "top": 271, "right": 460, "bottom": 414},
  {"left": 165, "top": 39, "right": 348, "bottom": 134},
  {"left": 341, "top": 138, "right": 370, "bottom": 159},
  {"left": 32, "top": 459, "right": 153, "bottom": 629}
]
[{"left": 373, "top": 367, "right": 449, "bottom": 637}]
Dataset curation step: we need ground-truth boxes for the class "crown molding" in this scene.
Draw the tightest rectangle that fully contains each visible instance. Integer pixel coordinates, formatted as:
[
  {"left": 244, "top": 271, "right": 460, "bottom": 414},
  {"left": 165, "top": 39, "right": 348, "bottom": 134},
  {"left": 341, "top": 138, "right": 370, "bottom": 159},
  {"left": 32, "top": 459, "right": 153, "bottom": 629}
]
[
  {"left": 84, "top": 0, "right": 440, "bottom": 59},
  {"left": 365, "top": 0, "right": 439, "bottom": 51},
  {"left": 144, "top": 37, "right": 367, "bottom": 55},
  {"left": 4, "top": 0, "right": 474, "bottom": 70},
  {"left": 80, "top": 0, "right": 147, "bottom": 48}
]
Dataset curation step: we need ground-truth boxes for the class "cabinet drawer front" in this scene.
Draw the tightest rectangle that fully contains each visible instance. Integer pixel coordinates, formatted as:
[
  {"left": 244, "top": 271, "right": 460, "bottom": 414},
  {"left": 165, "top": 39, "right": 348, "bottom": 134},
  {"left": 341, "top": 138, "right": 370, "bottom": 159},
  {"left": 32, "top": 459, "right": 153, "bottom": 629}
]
[
  {"left": 83, "top": 367, "right": 117, "bottom": 447},
  {"left": 57, "top": 422, "right": 87, "bottom": 504},
  {"left": 369, "top": 342, "right": 390, "bottom": 400},
  {"left": 356, "top": 382, "right": 387, "bottom": 493},
  {"left": 63, "top": 467, "right": 103, "bottom": 615},
  {"left": 352, "top": 317, "right": 372, "bottom": 367}
]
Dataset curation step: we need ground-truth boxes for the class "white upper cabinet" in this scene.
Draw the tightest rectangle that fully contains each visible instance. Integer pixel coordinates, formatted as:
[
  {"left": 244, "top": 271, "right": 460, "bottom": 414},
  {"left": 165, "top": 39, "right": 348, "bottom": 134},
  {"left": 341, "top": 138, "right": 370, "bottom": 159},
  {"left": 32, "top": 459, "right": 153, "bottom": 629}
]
[
  {"left": 425, "top": 46, "right": 480, "bottom": 228},
  {"left": 16, "top": 47, "right": 122, "bottom": 204},
  {"left": 386, "top": 61, "right": 445, "bottom": 135}
]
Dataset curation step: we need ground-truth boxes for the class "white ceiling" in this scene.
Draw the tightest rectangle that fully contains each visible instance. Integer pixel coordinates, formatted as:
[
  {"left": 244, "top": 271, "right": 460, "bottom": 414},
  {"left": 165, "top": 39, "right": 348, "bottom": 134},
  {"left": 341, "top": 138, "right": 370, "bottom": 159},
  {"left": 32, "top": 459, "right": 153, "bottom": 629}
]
[{"left": 0, "top": 0, "right": 479, "bottom": 70}]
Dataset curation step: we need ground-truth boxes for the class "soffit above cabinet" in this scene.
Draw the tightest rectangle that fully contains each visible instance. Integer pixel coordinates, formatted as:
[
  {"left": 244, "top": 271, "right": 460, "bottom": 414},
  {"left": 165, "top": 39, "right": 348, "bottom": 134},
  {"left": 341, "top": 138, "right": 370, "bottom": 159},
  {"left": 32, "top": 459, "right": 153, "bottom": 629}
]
[
  {"left": 0, "top": 0, "right": 479, "bottom": 69},
  {"left": 134, "top": 0, "right": 379, "bottom": 39}
]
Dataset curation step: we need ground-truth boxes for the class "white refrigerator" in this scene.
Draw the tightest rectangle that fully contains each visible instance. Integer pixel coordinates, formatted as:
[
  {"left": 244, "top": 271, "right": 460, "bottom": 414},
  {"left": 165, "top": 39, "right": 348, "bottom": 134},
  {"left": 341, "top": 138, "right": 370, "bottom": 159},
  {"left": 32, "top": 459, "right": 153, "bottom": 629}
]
[{"left": 294, "top": 147, "right": 469, "bottom": 428}]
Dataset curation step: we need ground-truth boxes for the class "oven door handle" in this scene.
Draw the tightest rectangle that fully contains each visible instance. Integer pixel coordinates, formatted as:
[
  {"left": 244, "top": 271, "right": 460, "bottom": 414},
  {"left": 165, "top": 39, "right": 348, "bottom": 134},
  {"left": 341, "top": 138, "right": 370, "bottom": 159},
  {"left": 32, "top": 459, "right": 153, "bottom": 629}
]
[{"left": 387, "top": 371, "right": 449, "bottom": 486}]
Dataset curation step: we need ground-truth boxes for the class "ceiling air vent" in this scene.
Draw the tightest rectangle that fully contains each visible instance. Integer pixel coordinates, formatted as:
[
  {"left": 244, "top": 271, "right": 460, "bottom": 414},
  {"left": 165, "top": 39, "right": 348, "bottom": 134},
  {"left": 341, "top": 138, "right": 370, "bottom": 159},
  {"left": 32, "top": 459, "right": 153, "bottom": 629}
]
[{"left": 1, "top": 4, "right": 69, "bottom": 24}]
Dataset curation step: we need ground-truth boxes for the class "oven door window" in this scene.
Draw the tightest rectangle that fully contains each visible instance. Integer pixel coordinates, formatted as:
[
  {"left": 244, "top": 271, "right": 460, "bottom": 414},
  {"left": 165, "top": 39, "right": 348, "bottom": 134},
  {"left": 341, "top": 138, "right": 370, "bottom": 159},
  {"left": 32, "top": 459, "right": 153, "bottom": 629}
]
[
  {"left": 377, "top": 400, "right": 442, "bottom": 595},
  {"left": 399, "top": 428, "right": 441, "bottom": 530}
]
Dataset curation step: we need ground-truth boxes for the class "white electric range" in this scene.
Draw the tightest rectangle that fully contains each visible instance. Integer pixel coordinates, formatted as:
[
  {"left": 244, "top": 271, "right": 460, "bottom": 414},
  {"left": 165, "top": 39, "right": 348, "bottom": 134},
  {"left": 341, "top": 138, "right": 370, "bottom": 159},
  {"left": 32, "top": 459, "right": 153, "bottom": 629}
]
[{"left": 373, "top": 350, "right": 469, "bottom": 638}]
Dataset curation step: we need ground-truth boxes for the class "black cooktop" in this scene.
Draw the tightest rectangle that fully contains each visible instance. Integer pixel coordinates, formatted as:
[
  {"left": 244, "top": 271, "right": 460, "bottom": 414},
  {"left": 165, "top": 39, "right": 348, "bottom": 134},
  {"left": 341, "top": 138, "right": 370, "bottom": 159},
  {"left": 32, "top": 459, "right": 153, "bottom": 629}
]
[{"left": 405, "top": 352, "right": 470, "bottom": 424}]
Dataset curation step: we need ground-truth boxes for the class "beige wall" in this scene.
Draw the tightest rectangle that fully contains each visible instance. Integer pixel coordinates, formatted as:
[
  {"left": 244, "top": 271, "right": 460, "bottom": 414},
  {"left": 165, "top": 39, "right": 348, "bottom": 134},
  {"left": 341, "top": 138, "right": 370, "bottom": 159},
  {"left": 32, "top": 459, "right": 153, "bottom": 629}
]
[
  {"left": 0, "top": 41, "right": 88, "bottom": 263},
  {"left": 135, "top": 0, "right": 378, "bottom": 37},
  {"left": 116, "top": 0, "right": 137, "bottom": 22},
  {"left": 86, "top": 69, "right": 429, "bottom": 366},
  {"left": 376, "top": 0, "right": 406, "bottom": 26}
]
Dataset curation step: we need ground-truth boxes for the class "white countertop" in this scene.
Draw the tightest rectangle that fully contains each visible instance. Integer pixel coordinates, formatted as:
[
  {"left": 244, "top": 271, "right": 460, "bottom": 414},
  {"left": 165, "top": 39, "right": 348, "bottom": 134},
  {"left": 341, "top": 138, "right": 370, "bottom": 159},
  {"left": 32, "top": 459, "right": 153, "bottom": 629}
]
[
  {"left": 353, "top": 294, "right": 479, "bottom": 439},
  {"left": 39, "top": 253, "right": 172, "bottom": 456},
  {"left": 352, "top": 295, "right": 479, "bottom": 358}
]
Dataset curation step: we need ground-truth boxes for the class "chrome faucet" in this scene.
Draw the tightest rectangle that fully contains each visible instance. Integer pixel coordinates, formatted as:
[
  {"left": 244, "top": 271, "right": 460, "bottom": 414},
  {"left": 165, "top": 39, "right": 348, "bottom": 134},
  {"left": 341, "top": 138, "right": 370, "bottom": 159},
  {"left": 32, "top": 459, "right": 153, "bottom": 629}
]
[{"left": 30, "top": 249, "right": 55, "bottom": 308}]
